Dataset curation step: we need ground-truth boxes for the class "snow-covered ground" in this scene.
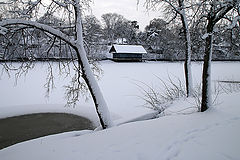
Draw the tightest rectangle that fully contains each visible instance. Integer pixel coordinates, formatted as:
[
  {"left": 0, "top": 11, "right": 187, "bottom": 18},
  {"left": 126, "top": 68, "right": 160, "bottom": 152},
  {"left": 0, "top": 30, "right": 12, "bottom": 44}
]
[
  {"left": 0, "top": 61, "right": 239, "bottom": 119},
  {"left": 0, "top": 92, "right": 240, "bottom": 160},
  {"left": 0, "top": 61, "right": 240, "bottom": 159}
]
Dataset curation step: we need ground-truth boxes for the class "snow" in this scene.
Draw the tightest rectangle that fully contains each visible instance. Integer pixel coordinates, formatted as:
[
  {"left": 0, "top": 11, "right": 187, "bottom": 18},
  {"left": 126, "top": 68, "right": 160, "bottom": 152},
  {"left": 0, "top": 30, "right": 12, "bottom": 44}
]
[
  {"left": 0, "top": 61, "right": 240, "bottom": 159},
  {"left": 179, "top": 1, "right": 193, "bottom": 96},
  {"left": 1, "top": 61, "right": 240, "bottom": 118},
  {"left": 0, "top": 26, "right": 7, "bottom": 35},
  {"left": 205, "top": 34, "right": 214, "bottom": 108},
  {"left": 0, "top": 19, "right": 75, "bottom": 47},
  {"left": 0, "top": 92, "right": 240, "bottom": 160},
  {"left": 110, "top": 45, "right": 147, "bottom": 54},
  {"left": 227, "top": 16, "right": 240, "bottom": 29},
  {"left": 74, "top": 3, "right": 114, "bottom": 128},
  {"left": 79, "top": 43, "right": 114, "bottom": 128},
  {"left": 202, "top": 33, "right": 210, "bottom": 39},
  {"left": 0, "top": 13, "right": 114, "bottom": 128}
]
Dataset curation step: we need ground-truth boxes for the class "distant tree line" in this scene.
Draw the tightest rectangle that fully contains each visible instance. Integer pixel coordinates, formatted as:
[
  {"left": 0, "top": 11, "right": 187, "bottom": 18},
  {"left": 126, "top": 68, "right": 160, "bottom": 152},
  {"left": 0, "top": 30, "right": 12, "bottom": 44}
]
[{"left": 0, "top": 2, "right": 239, "bottom": 61}]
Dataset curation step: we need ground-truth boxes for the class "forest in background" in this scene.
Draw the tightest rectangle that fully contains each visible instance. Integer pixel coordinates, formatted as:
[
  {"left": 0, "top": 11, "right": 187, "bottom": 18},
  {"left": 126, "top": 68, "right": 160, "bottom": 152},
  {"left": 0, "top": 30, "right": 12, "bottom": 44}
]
[{"left": 0, "top": 1, "right": 239, "bottom": 61}]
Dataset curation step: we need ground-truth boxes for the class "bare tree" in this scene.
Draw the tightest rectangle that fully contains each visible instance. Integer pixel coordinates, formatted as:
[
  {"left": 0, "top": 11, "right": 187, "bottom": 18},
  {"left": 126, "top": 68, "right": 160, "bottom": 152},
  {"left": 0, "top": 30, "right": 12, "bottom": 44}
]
[
  {"left": 144, "top": 0, "right": 194, "bottom": 97},
  {"left": 200, "top": 0, "right": 240, "bottom": 112},
  {"left": 0, "top": 0, "right": 113, "bottom": 129},
  {"left": 101, "top": 13, "right": 137, "bottom": 44},
  {"left": 101, "top": 13, "right": 124, "bottom": 44}
]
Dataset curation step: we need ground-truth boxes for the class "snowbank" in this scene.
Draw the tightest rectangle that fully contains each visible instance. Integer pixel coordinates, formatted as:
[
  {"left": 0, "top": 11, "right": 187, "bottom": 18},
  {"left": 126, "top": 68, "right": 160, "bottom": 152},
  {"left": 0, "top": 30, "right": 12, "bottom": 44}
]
[{"left": 0, "top": 92, "right": 239, "bottom": 160}]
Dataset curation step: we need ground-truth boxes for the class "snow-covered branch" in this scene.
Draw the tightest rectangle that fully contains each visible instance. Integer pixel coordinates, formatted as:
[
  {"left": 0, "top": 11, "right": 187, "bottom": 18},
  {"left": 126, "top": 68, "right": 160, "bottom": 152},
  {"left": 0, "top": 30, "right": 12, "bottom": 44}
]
[
  {"left": 227, "top": 16, "right": 240, "bottom": 28},
  {"left": 0, "top": 26, "right": 8, "bottom": 35},
  {"left": 0, "top": 19, "right": 76, "bottom": 47},
  {"left": 213, "top": 3, "right": 235, "bottom": 24}
]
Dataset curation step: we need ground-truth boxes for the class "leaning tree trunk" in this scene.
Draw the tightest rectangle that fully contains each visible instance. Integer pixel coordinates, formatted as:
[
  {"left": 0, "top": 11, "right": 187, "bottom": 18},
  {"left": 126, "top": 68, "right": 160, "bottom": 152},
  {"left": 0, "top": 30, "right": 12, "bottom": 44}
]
[
  {"left": 201, "top": 23, "right": 214, "bottom": 112},
  {"left": 178, "top": 0, "right": 193, "bottom": 97},
  {"left": 74, "top": 45, "right": 113, "bottom": 129},
  {"left": 73, "top": 1, "right": 113, "bottom": 129}
]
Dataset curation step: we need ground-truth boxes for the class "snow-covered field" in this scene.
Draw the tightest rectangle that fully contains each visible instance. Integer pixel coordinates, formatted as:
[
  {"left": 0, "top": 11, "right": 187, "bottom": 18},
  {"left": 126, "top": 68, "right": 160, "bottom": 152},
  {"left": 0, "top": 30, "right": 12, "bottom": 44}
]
[{"left": 0, "top": 61, "right": 240, "bottom": 159}]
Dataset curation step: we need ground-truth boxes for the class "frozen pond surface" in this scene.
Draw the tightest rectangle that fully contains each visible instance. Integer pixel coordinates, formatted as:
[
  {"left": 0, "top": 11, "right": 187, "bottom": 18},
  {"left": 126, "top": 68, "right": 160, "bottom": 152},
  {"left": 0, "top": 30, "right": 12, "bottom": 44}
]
[
  {"left": 0, "top": 113, "right": 93, "bottom": 149},
  {"left": 0, "top": 61, "right": 240, "bottom": 160},
  {"left": 0, "top": 61, "right": 240, "bottom": 119}
]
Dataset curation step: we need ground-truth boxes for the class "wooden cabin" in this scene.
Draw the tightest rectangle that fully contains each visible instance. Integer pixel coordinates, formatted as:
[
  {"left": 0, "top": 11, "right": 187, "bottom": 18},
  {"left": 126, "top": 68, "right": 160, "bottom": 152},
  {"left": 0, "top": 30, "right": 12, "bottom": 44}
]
[{"left": 109, "top": 45, "right": 147, "bottom": 62}]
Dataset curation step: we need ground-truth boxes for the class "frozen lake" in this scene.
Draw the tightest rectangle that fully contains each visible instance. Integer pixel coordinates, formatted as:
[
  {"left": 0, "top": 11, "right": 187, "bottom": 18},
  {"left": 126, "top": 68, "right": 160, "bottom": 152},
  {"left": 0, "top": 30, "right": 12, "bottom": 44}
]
[{"left": 0, "top": 61, "right": 240, "bottom": 119}]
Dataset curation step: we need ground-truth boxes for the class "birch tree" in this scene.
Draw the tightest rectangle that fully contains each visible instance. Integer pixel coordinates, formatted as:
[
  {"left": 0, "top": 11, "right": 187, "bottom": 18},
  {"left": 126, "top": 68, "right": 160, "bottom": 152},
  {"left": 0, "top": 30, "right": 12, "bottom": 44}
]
[
  {"left": 200, "top": 0, "right": 240, "bottom": 112},
  {"left": 0, "top": 0, "right": 113, "bottom": 129},
  {"left": 144, "top": 0, "right": 194, "bottom": 97}
]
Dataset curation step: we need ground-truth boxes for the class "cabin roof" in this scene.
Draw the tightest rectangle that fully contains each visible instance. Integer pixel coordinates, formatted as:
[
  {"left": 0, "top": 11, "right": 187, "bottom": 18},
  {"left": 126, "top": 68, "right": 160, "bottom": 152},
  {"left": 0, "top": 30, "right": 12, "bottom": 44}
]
[{"left": 109, "top": 45, "right": 147, "bottom": 54}]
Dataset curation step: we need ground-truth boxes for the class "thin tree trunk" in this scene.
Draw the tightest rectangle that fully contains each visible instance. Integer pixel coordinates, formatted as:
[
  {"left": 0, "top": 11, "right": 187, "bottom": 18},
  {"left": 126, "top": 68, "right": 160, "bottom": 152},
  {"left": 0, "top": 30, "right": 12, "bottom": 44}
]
[
  {"left": 178, "top": 0, "right": 193, "bottom": 97},
  {"left": 201, "top": 24, "right": 214, "bottom": 112}
]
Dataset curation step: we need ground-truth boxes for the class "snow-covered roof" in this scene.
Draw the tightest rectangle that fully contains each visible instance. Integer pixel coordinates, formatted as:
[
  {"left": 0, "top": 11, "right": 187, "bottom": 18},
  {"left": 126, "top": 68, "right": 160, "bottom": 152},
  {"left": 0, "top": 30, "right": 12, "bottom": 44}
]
[{"left": 109, "top": 45, "right": 147, "bottom": 54}]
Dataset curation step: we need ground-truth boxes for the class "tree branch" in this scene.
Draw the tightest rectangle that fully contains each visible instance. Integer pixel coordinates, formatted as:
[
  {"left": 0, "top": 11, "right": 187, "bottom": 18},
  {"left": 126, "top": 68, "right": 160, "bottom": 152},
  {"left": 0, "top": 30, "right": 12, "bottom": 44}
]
[{"left": 0, "top": 19, "right": 76, "bottom": 48}]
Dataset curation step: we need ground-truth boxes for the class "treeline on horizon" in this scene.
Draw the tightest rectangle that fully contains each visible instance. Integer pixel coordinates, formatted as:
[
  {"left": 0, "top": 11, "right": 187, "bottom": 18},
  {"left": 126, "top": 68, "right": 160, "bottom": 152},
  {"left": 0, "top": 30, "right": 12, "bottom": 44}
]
[{"left": 0, "top": 12, "right": 239, "bottom": 61}]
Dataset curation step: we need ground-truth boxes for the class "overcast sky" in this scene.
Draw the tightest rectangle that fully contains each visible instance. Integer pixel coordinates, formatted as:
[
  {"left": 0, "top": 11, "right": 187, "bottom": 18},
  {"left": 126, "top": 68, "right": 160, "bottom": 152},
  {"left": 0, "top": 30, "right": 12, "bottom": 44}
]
[
  {"left": 88, "top": 0, "right": 162, "bottom": 31},
  {"left": 1, "top": 0, "right": 161, "bottom": 31}
]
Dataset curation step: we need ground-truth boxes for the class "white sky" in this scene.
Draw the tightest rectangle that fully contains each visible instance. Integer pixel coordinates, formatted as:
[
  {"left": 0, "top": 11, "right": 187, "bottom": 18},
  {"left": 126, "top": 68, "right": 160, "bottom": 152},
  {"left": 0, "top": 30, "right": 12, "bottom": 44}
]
[
  {"left": 88, "top": 0, "right": 162, "bottom": 31},
  {"left": 0, "top": 0, "right": 162, "bottom": 31}
]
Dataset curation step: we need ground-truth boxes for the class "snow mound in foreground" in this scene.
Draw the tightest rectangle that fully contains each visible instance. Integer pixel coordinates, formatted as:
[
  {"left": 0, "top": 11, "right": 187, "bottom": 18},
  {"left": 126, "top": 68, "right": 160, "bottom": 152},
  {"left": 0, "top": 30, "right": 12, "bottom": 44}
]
[{"left": 0, "top": 92, "right": 240, "bottom": 160}]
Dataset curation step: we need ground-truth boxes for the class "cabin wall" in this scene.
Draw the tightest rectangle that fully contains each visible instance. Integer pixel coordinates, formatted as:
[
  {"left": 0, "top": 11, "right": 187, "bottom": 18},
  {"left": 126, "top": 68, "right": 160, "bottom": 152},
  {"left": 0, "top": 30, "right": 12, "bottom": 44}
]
[{"left": 113, "top": 53, "right": 142, "bottom": 62}]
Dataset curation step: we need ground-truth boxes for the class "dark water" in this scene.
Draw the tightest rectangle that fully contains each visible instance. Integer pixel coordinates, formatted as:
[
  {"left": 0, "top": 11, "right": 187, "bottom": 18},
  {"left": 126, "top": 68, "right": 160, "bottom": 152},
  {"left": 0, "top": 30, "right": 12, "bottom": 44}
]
[{"left": 0, "top": 113, "right": 93, "bottom": 150}]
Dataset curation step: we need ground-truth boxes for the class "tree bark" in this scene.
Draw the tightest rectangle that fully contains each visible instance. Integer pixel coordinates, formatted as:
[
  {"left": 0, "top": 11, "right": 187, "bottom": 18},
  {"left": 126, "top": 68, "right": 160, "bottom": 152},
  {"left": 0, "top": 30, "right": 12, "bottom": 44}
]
[
  {"left": 73, "top": 0, "right": 113, "bottom": 129},
  {"left": 178, "top": 0, "right": 193, "bottom": 97},
  {"left": 74, "top": 45, "right": 113, "bottom": 129},
  {"left": 201, "top": 22, "right": 214, "bottom": 112},
  {"left": 201, "top": 1, "right": 235, "bottom": 112}
]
